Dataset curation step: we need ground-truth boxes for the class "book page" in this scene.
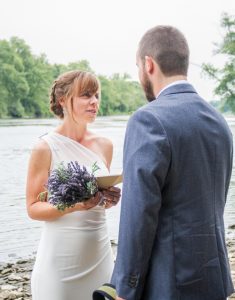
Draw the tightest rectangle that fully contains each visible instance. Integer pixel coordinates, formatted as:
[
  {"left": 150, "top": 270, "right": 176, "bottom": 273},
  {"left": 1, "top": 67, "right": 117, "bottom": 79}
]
[{"left": 96, "top": 174, "right": 123, "bottom": 189}]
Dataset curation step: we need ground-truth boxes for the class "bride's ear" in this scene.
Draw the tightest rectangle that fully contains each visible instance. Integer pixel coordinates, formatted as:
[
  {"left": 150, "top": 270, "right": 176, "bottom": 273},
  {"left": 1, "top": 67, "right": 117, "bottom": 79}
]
[
  {"left": 58, "top": 97, "right": 66, "bottom": 108},
  {"left": 58, "top": 97, "right": 70, "bottom": 117},
  {"left": 59, "top": 97, "right": 71, "bottom": 112}
]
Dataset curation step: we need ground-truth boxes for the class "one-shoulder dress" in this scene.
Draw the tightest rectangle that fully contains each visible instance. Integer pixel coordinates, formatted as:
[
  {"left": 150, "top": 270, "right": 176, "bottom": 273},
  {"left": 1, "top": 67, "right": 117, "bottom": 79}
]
[{"left": 31, "top": 132, "right": 114, "bottom": 300}]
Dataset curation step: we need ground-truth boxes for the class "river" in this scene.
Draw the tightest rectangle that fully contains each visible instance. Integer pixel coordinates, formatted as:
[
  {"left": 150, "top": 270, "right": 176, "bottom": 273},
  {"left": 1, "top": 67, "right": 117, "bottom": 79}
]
[{"left": 0, "top": 116, "right": 235, "bottom": 262}]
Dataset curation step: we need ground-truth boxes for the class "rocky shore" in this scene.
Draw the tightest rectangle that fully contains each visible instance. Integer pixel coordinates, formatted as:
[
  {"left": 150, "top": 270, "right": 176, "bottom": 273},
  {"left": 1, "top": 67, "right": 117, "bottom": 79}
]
[{"left": 1, "top": 238, "right": 235, "bottom": 300}]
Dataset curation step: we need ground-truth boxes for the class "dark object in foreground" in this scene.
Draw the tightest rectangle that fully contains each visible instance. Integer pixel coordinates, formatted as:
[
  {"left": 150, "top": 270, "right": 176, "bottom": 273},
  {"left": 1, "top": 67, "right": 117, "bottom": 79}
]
[{"left": 93, "top": 283, "right": 116, "bottom": 300}]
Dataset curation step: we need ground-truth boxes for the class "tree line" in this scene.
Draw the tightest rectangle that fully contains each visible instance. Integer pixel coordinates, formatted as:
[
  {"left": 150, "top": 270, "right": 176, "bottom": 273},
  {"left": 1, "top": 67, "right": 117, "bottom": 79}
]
[
  {"left": 1, "top": 12, "right": 234, "bottom": 118},
  {"left": 0, "top": 37, "right": 145, "bottom": 118},
  {"left": 203, "top": 13, "right": 235, "bottom": 113}
]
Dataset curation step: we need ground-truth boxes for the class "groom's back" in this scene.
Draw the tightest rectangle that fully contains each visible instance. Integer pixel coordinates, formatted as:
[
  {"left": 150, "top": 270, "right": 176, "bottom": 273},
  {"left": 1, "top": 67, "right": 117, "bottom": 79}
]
[{"left": 142, "top": 83, "right": 234, "bottom": 300}]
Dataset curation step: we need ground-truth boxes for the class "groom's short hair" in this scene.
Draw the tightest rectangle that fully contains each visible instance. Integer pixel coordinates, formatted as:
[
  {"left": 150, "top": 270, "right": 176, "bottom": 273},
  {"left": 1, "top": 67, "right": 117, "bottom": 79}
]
[{"left": 138, "top": 25, "right": 189, "bottom": 76}]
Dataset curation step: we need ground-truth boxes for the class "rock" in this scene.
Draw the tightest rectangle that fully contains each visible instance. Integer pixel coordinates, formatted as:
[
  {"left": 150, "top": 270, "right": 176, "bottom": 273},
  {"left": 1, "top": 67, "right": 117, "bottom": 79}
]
[
  {"left": 0, "top": 290, "right": 11, "bottom": 299},
  {"left": 16, "top": 268, "right": 26, "bottom": 273},
  {"left": 0, "top": 284, "right": 17, "bottom": 291},
  {"left": 16, "top": 260, "right": 29, "bottom": 265},
  {"left": 229, "top": 224, "right": 235, "bottom": 230},
  {"left": 22, "top": 274, "right": 30, "bottom": 281},
  {"left": 7, "top": 274, "right": 23, "bottom": 282},
  {"left": 0, "top": 290, "right": 21, "bottom": 300},
  {"left": 1, "top": 268, "right": 12, "bottom": 275},
  {"left": 0, "top": 264, "right": 7, "bottom": 273},
  {"left": 6, "top": 290, "right": 23, "bottom": 299}
]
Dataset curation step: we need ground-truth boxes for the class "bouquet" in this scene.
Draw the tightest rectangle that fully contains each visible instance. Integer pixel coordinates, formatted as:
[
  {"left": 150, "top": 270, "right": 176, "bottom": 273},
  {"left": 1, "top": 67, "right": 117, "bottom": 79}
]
[{"left": 38, "top": 161, "right": 100, "bottom": 211}]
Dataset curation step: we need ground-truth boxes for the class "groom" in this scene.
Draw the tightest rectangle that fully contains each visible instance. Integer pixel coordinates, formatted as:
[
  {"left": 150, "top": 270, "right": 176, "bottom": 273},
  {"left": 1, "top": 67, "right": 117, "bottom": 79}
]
[{"left": 111, "top": 26, "right": 234, "bottom": 300}]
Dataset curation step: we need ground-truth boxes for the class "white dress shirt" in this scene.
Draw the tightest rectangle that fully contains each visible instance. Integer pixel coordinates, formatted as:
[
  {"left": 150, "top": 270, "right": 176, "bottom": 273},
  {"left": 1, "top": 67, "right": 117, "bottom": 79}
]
[{"left": 156, "top": 80, "right": 189, "bottom": 98}]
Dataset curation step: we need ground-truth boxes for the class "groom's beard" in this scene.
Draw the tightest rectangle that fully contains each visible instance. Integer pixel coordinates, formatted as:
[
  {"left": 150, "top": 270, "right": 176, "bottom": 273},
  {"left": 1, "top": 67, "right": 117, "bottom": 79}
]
[{"left": 142, "top": 71, "right": 156, "bottom": 102}]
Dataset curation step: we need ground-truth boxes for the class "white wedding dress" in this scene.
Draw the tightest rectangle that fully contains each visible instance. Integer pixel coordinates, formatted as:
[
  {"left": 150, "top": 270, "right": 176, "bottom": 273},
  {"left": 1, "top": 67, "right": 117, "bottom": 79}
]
[{"left": 31, "top": 131, "right": 114, "bottom": 300}]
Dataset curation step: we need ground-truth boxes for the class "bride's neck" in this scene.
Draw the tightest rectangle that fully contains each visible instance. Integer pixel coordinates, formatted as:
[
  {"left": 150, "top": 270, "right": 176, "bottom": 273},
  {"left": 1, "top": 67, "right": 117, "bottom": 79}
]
[{"left": 56, "top": 119, "right": 88, "bottom": 142}]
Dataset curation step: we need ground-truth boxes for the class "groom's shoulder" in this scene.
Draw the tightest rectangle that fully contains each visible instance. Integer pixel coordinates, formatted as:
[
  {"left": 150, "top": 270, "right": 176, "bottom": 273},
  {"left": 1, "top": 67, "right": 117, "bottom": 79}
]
[
  {"left": 129, "top": 103, "right": 155, "bottom": 122},
  {"left": 130, "top": 101, "right": 164, "bottom": 122},
  {"left": 128, "top": 103, "right": 167, "bottom": 134}
]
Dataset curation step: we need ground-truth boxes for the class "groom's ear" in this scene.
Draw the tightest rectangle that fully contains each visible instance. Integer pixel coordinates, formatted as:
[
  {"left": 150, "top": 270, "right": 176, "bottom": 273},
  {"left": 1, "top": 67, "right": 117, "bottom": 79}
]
[{"left": 144, "top": 56, "right": 154, "bottom": 74}]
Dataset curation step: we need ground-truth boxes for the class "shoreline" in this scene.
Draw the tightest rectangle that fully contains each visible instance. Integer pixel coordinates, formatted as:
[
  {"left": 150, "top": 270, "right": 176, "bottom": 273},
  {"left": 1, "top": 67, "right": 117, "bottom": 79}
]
[{"left": 1, "top": 238, "right": 235, "bottom": 299}]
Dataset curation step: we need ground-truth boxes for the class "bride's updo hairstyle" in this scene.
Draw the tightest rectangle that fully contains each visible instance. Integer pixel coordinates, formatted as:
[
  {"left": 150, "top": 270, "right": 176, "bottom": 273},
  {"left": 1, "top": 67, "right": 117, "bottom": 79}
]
[{"left": 50, "top": 70, "right": 100, "bottom": 119}]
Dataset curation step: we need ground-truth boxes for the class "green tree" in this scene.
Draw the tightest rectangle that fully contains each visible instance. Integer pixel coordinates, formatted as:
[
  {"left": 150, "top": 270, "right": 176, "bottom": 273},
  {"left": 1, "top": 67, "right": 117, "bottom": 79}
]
[
  {"left": 10, "top": 37, "right": 54, "bottom": 117},
  {"left": 0, "top": 36, "right": 145, "bottom": 118},
  {"left": 98, "top": 75, "right": 114, "bottom": 115},
  {"left": 52, "top": 60, "right": 93, "bottom": 79},
  {"left": 66, "top": 60, "right": 93, "bottom": 73},
  {"left": 0, "top": 39, "right": 29, "bottom": 117},
  {"left": 202, "top": 13, "right": 235, "bottom": 112},
  {"left": 0, "top": 37, "right": 55, "bottom": 118},
  {"left": 98, "top": 73, "right": 145, "bottom": 116}
]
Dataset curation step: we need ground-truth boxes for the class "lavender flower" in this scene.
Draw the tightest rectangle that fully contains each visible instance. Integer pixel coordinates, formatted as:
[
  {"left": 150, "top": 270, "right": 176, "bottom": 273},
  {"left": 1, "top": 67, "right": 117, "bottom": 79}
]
[{"left": 39, "top": 161, "right": 100, "bottom": 211}]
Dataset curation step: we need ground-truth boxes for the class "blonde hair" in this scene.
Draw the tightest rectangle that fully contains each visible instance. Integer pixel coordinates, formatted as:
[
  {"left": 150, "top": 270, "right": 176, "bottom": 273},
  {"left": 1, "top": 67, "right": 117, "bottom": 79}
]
[{"left": 50, "top": 70, "right": 100, "bottom": 119}]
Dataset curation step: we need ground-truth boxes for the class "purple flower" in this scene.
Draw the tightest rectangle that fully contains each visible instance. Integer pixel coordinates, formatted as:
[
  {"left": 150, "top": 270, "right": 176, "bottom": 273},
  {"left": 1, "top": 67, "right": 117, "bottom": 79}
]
[{"left": 41, "top": 161, "right": 100, "bottom": 211}]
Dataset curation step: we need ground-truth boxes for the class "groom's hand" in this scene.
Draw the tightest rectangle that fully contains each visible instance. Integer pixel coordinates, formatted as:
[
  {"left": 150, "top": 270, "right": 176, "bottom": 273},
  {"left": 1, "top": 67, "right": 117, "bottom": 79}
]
[
  {"left": 100, "top": 186, "right": 121, "bottom": 208},
  {"left": 116, "top": 297, "right": 125, "bottom": 300}
]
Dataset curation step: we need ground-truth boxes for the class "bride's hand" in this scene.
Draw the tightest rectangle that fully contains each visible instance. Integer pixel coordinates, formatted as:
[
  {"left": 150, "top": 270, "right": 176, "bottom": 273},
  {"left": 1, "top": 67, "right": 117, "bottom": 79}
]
[
  {"left": 71, "top": 192, "right": 102, "bottom": 211},
  {"left": 99, "top": 187, "right": 121, "bottom": 209}
]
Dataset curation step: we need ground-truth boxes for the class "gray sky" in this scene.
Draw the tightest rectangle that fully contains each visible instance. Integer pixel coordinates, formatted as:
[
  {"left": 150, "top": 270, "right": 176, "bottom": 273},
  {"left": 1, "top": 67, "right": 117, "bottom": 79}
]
[{"left": 1, "top": 0, "right": 234, "bottom": 100}]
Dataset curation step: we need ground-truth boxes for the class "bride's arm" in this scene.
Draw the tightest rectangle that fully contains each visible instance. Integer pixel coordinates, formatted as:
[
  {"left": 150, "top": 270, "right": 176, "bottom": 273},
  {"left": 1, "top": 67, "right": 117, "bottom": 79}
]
[{"left": 26, "top": 140, "right": 100, "bottom": 221}]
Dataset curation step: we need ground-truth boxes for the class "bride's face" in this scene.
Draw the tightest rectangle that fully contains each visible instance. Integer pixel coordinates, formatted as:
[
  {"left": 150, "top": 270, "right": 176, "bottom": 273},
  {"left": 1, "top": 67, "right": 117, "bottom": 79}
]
[{"left": 67, "top": 91, "right": 100, "bottom": 124}]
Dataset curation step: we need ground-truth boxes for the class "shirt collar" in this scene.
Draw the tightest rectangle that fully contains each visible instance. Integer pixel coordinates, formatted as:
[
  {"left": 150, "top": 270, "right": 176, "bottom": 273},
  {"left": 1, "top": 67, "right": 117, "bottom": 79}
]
[{"left": 156, "top": 80, "right": 189, "bottom": 99}]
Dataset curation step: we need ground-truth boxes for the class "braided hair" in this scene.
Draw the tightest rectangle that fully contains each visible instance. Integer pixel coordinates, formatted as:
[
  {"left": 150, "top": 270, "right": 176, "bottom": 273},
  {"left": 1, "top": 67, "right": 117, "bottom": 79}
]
[{"left": 49, "top": 70, "right": 100, "bottom": 119}]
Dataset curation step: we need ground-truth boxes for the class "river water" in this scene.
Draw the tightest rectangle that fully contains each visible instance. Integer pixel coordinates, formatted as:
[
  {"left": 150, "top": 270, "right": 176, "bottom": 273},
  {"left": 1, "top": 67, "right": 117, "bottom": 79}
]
[{"left": 0, "top": 116, "right": 235, "bottom": 262}]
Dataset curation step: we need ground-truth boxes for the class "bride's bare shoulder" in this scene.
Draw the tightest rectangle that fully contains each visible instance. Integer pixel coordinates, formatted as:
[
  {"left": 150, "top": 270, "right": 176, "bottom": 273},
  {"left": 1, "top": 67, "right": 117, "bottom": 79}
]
[
  {"left": 33, "top": 137, "right": 51, "bottom": 152},
  {"left": 29, "top": 137, "right": 51, "bottom": 165},
  {"left": 89, "top": 133, "right": 113, "bottom": 151},
  {"left": 87, "top": 132, "right": 113, "bottom": 168}
]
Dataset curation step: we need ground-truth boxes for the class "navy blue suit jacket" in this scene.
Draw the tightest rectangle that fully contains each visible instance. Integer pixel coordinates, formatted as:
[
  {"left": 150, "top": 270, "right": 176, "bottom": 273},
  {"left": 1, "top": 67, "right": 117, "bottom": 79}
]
[{"left": 111, "top": 83, "right": 234, "bottom": 300}]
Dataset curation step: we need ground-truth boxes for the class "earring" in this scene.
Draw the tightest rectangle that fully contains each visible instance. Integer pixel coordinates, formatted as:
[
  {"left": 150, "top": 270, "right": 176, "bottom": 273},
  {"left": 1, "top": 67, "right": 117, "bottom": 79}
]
[{"left": 63, "top": 107, "right": 68, "bottom": 116}]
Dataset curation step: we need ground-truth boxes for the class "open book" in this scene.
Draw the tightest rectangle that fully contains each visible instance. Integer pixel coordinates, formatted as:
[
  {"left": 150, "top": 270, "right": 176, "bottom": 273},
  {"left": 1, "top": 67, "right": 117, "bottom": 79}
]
[{"left": 96, "top": 174, "right": 123, "bottom": 189}]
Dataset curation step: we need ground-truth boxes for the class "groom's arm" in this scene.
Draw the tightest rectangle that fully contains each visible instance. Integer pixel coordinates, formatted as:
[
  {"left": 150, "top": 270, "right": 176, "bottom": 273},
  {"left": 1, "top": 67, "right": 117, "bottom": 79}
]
[{"left": 111, "top": 108, "right": 171, "bottom": 300}]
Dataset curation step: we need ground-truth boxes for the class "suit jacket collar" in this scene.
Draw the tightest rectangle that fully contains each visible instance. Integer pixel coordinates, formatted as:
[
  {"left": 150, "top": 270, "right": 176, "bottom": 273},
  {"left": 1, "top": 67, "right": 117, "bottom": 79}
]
[{"left": 156, "top": 83, "right": 197, "bottom": 99}]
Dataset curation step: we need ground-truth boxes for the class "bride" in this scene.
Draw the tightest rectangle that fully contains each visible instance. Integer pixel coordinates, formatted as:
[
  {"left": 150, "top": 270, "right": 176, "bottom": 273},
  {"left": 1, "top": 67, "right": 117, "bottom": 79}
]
[{"left": 26, "top": 70, "right": 121, "bottom": 300}]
